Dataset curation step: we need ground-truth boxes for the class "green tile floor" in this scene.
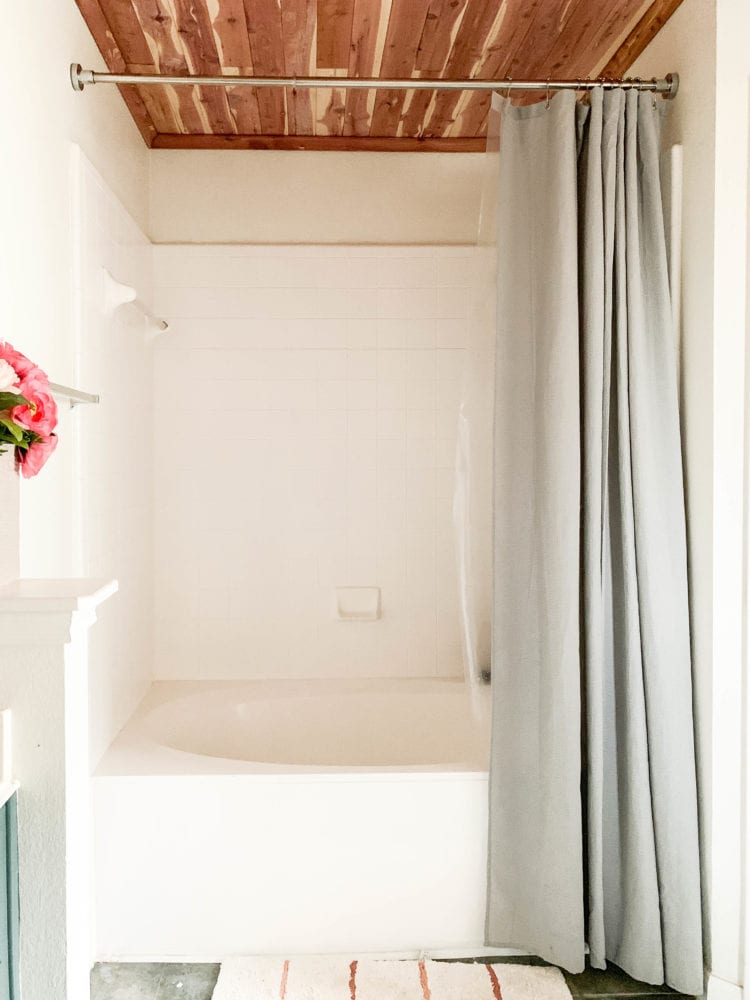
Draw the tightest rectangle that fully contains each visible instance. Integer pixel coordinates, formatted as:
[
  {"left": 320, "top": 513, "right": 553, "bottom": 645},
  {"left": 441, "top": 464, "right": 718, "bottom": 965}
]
[{"left": 90, "top": 957, "right": 689, "bottom": 1000}]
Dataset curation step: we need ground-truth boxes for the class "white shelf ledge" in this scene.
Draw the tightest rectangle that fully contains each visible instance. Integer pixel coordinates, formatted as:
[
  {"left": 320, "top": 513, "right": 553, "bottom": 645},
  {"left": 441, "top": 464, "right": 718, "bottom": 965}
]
[
  {"left": 0, "top": 578, "right": 118, "bottom": 644},
  {"left": 0, "top": 578, "right": 118, "bottom": 614},
  {"left": 49, "top": 382, "right": 99, "bottom": 409}
]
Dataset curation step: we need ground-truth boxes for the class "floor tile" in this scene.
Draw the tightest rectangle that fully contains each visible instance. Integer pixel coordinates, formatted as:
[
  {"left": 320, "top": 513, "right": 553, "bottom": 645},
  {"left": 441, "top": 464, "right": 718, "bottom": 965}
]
[
  {"left": 91, "top": 963, "right": 220, "bottom": 1000},
  {"left": 485, "top": 956, "right": 552, "bottom": 966},
  {"left": 91, "top": 957, "right": 688, "bottom": 1000},
  {"left": 155, "top": 963, "right": 220, "bottom": 1000},
  {"left": 594, "top": 995, "right": 680, "bottom": 1000},
  {"left": 565, "top": 962, "right": 677, "bottom": 997},
  {"left": 90, "top": 962, "right": 164, "bottom": 1000}
]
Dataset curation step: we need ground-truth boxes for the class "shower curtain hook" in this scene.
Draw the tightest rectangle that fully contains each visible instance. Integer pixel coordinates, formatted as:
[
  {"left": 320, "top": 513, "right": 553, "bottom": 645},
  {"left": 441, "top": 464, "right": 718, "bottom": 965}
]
[
  {"left": 505, "top": 76, "right": 513, "bottom": 102},
  {"left": 545, "top": 78, "right": 551, "bottom": 109}
]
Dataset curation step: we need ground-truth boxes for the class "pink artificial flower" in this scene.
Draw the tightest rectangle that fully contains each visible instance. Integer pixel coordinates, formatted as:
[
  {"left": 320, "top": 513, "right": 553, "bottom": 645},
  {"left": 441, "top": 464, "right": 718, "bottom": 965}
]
[
  {"left": 0, "top": 359, "right": 20, "bottom": 392},
  {"left": 0, "top": 341, "right": 41, "bottom": 381},
  {"left": 17, "top": 434, "right": 58, "bottom": 479},
  {"left": 12, "top": 372, "right": 58, "bottom": 437}
]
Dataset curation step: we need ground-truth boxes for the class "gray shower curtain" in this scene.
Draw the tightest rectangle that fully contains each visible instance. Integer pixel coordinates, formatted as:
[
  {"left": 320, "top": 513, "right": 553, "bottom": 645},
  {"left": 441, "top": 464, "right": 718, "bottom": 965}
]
[{"left": 486, "top": 89, "right": 703, "bottom": 995}]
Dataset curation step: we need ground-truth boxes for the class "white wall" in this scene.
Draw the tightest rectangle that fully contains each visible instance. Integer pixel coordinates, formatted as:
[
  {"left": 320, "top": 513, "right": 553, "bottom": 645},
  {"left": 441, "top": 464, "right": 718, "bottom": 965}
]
[
  {"left": 72, "top": 150, "right": 154, "bottom": 767},
  {"left": 633, "top": 0, "right": 750, "bottom": 994},
  {"left": 710, "top": 1, "right": 750, "bottom": 992},
  {"left": 149, "top": 151, "right": 484, "bottom": 244},
  {"left": 0, "top": 1, "right": 149, "bottom": 578},
  {"left": 152, "top": 244, "right": 493, "bottom": 680},
  {"left": 630, "top": 0, "right": 716, "bottom": 974}
]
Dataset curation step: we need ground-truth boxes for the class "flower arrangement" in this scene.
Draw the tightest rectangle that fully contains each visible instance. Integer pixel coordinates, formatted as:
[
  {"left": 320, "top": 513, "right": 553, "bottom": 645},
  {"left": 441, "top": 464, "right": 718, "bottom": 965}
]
[{"left": 0, "top": 342, "right": 58, "bottom": 479}]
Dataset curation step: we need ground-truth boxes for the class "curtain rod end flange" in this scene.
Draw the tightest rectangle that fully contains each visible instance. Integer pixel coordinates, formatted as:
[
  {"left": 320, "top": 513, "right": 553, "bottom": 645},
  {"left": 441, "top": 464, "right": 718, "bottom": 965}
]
[
  {"left": 70, "top": 63, "right": 84, "bottom": 91},
  {"left": 70, "top": 63, "right": 95, "bottom": 91},
  {"left": 665, "top": 72, "right": 679, "bottom": 100}
]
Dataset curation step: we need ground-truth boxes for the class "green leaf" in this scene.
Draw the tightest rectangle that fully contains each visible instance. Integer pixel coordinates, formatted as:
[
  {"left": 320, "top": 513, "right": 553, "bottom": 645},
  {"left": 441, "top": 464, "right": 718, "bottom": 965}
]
[
  {"left": 0, "top": 418, "right": 23, "bottom": 443},
  {"left": 0, "top": 392, "right": 30, "bottom": 412}
]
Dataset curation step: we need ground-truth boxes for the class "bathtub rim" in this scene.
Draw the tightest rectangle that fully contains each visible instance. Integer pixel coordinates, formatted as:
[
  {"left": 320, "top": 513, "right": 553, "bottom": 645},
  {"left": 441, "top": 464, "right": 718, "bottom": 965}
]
[{"left": 95, "top": 677, "right": 491, "bottom": 779}]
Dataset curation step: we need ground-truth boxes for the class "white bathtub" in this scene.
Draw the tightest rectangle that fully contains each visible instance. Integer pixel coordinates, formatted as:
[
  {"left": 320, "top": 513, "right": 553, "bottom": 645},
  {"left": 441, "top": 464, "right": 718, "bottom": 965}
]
[{"left": 93, "top": 678, "right": 492, "bottom": 960}]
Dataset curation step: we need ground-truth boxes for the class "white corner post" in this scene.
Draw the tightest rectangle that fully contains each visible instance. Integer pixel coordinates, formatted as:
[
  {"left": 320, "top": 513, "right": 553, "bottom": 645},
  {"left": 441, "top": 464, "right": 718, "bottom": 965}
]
[{"left": 0, "top": 579, "right": 118, "bottom": 1000}]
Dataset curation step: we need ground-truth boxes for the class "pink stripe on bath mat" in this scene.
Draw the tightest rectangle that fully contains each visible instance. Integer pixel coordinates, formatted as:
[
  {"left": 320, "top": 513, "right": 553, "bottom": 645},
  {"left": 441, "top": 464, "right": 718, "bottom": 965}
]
[
  {"left": 486, "top": 964, "right": 503, "bottom": 1000},
  {"left": 279, "top": 959, "right": 290, "bottom": 999},
  {"left": 349, "top": 960, "right": 358, "bottom": 999},
  {"left": 418, "top": 960, "right": 431, "bottom": 1000}
]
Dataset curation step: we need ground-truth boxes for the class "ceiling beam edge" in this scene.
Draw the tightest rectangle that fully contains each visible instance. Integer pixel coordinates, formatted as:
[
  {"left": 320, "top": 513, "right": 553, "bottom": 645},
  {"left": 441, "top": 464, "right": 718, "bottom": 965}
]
[{"left": 150, "top": 132, "right": 487, "bottom": 151}]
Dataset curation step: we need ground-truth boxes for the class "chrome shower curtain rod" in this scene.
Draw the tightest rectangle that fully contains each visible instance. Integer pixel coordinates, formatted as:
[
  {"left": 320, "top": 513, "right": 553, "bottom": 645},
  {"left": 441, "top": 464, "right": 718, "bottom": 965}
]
[{"left": 70, "top": 64, "right": 679, "bottom": 99}]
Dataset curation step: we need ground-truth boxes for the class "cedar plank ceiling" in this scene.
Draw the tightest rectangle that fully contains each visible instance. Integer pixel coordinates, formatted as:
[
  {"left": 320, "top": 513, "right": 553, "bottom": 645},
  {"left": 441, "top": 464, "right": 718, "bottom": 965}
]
[{"left": 75, "top": 0, "right": 685, "bottom": 151}]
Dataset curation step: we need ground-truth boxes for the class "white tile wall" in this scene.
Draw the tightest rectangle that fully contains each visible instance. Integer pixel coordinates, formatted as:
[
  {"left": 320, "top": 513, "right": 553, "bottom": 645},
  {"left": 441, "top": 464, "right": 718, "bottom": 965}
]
[
  {"left": 152, "top": 245, "right": 495, "bottom": 680},
  {"left": 72, "top": 151, "right": 154, "bottom": 765}
]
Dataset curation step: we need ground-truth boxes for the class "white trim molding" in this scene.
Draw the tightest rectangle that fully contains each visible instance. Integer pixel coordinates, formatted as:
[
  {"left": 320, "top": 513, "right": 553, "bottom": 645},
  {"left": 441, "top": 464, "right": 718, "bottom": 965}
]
[
  {"left": 707, "top": 974, "right": 743, "bottom": 1000},
  {"left": 0, "top": 578, "right": 117, "bottom": 1000}
]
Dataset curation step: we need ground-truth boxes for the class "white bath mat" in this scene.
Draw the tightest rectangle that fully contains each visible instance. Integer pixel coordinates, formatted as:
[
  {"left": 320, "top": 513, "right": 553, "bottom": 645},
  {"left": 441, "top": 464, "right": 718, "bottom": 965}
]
[{"left": 211, "top": 957, "right": 572, "bottom": 1000}]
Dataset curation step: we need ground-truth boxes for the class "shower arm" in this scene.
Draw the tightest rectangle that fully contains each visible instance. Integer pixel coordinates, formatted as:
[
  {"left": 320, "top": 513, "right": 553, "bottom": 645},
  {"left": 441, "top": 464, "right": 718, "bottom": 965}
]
[{"left": 70, "top": 65, "right": 679, "bottom": 100}]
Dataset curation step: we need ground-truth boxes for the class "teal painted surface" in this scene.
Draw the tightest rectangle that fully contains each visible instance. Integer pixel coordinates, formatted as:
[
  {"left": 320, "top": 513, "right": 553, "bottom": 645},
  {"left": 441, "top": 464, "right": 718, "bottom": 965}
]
[
  {"left": 0, "top": 796, "right": 19, "bottom": 1000},
  {"left": 6, "top": 796, "right": 18, "bottom": 1000}
]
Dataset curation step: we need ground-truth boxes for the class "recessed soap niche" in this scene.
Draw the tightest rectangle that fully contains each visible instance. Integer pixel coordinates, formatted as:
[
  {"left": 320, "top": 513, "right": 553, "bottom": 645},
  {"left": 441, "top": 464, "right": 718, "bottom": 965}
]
[{"left": 335, "top": 587, "right": 381, "bottom": 621}]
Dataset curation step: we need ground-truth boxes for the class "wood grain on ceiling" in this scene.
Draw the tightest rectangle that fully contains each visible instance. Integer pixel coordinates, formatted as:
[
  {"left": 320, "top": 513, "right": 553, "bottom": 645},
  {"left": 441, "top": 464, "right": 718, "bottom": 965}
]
[{"left": 75, "top": 0, "right": 684, "bottom": 151}]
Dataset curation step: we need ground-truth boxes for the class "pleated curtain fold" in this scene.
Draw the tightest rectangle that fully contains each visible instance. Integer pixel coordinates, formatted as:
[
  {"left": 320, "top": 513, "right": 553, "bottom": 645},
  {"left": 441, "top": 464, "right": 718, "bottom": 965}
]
[{"left": 486, "top": 89, "right": 703, "bottom": 996}]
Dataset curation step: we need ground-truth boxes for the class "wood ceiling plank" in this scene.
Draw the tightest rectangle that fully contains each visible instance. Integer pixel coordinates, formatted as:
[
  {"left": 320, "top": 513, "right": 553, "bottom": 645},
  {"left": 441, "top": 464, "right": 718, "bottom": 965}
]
[
  {"left": 316, "top": 0, "right": 356, "bottom": 69},
  {"left": 223, "top": 85, "right": 263, "bottom": 133},
  {"left": 500, "top": 0, "right": 573, "bottom": 81},
  {"left": 129, "top": 0, "right": 188, "bottom": 70},
  {"left": 281, "top": 0, "right": 317, "bottom": 133},
  {"left": 170, "top": 0, "right": 238, "bottom": 132},
  {"left": 519, "top": 0, "right": 640, "bottom": 80},
  {"left": 456, "top": 0, "right": 544, "bottom": 136},
  {"left": 370, "top": 0, "right": 431, "bottom": 136},
  {"left": 416, "top": 0, "right": 469, "bottom": 71},
  {"left": 210, "top": 0, "right": 263, "bottom": 133},
  {"left": 92, "top": 0, "right": 156, "bottom": 63},
  {"left": 343, "top": 0, "right": 389, "bottom": 136},
  {"left": 318, "top": 88, "right": 348, "bottom": 134},
  {"left": 74, "top": 0, "right": 158, "bottom": 143},
  {"left": 211, "top": 0, "right": 254, "bottom": 66},
  {"left": 401, "top": 0, "right": 468, "bottom": 137},
  {"left": 399, "top": 91, "right": 433, "bottom": 137},
  {"left": 134, "top": 80, "right": 187, "bottom": 133},
  {"left": 602, "top": 0, "right": 685, "bottom": 76},
  {"left": 563, "top": 0, "right": 652, "bottom": 77},
  {"left": 130, "top": 0, "right": 207, "bottom": 131},
  {"left": 152, "top": 132, "right": 487, "bottom": 150},
  {"left": 423, "top": 0, "right": 504, "bottom": 137},
  {"left": 243, "top": 0, "right": 287, "bottom": 132}
]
